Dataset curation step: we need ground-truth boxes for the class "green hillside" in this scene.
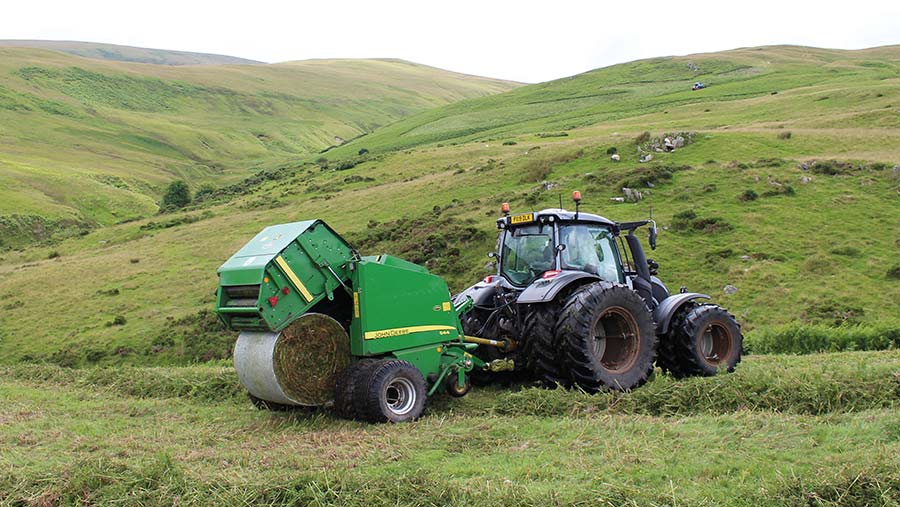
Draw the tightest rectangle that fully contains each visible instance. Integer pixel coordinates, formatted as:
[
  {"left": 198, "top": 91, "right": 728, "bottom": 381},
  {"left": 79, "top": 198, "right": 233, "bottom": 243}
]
[
  {"left": 0, "top": 45, "right": 898, "bottom": 368},
  {"left": 0, "top": 48, "right": 519, "bottom": 246},
  {"left": 326, "top": 45, "right": 900, "bottom": 156},
  {"left": 0, "top": 40, "right": 262, "bottom": 65}
]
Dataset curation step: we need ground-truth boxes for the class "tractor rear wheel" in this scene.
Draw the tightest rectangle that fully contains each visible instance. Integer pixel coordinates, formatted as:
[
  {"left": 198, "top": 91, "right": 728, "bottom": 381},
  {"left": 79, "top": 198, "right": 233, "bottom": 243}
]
[
  {"left": 357, "top": 359, "right": 427, "bottom": 423},
  {"left": 522, "top": 304, "right": 570, "bottom": 388},
  {"left": 558, "top": 283, "right": 656, "bottom": 392},
  {"left": 659, "top": 304, "right": 742, "bottom": 378}
]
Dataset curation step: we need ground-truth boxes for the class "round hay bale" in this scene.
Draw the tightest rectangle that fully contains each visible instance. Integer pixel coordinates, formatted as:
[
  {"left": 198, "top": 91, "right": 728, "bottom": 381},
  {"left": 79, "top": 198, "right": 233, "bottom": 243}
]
[{"left": 234, "top": 313, "right": 350, "bottom": 407}]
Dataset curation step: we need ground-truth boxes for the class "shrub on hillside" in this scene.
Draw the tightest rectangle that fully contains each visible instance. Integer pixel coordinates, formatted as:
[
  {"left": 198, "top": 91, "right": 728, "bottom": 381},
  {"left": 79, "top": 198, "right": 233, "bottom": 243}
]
[
  {"left": 762, "top": 185, "right": 795, "bottom": 197},
  {"left": 618, "top": 164, "right": 691, "bottom": 188},
  {"left": 193, "top": 184, "right": 215, "bottom": 202},
  {"left": 738, "top": 189, "right": 759, "bottom": 202},
  {"left": 161, "top": 181, "right": 191, "bottom": 211},
  {"left": 778, "top": 131, "right": 792, "bottom": 140},
  {"left": 606, "top": 147, "right": 618, "bottom": 155},
  {"left": 670, "top": 210, "right": 733, "bottom": 234},
  {"left": 634, "top": 131, "right": 651, "bottom": 144},
  {"left": 502, "top": 140, "right": 517, "bottom": 146},
  {"left": 357, "top": 148, "right": 369, "bottom": 156},
  {"left": 803, "top": 300, "right": 865, "bottom": 326},
  {"left": 887, "top": 266, "right": 900, "bottom": 280}
]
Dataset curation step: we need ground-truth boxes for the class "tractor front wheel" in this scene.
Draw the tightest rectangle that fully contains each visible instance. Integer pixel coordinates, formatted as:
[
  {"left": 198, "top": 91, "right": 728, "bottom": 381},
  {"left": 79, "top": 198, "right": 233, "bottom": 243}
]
[
  {"left": 659, "top": 305, "right": 742, "bottom": 378},
  {"left": 558, "top": 283, "right": 657, "bottom": 392},
  {"left": 358, "top": 359, "right": 427, "bottom": 423}
]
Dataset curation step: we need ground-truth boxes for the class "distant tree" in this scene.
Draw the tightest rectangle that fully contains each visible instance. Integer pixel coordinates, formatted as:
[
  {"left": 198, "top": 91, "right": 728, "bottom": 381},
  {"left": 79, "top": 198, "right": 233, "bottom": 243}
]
[
  {"left": 315, "top": 157, "right": 329, "bottom": 168},
  {"left": 162, "top": 181, "right": 191, "bottom": 211},
  {"left": 358, "top": 148, "right": 369, "bottom": 156}
]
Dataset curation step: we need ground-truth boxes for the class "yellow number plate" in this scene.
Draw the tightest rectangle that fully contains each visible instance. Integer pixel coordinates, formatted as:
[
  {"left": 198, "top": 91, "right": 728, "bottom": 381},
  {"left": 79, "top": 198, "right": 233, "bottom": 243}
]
[{"left": 510, "top": 213, "right": 534, "bottom": 224}]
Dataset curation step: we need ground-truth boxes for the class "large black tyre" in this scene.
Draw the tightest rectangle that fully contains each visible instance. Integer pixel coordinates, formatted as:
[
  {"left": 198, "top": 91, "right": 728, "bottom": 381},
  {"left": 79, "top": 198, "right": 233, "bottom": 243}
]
[
  {"left": 558, "top": 283, "right": 657, "bottom": 392},
  {"left": 333, "top": 358, "right": 379, "bottom": 420},
  {"left": 658, "top": 304, "right": 742, "bottom": 378},
  {"left": 521, "top": 304, "right": 570, "bottom": 388},
  {"left": 357, "top": 359, "right": 427, "bottom": 423}
]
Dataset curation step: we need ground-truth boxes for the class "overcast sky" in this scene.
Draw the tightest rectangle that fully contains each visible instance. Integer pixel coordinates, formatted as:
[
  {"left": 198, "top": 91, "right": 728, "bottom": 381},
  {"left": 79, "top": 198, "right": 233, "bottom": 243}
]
[{"left": 2, "top": 0, "right": 899, "bottom": 83}]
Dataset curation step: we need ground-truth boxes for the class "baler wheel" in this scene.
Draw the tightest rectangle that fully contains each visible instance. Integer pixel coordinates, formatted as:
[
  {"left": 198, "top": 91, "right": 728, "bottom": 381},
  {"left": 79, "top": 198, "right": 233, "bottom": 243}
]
[
  {"left": 658, "top": 304, "right": 743, "bottom": 378},
  {"left": 333, "top": 359, "right": 380, "bottom": 420},
  {"left": 356, "top": 359, "right": 427, "bottom": 423},
  {"left": 445, "top": 373, "right": 472, "bottom": 397},
  {"left": 558, "top": 283, "right": 657, "bottom": 392}
]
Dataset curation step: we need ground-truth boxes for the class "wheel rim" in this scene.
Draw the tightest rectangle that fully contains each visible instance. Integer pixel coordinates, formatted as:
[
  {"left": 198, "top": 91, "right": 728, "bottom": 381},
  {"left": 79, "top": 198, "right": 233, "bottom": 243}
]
[
  {"left": 384, "top": 377, "right": 416, "bottom": 416},
  {"left": 591, "top": 306, "right": 641, "bottom": 373},
  {"left": 699, "top": 322, "right": 733, "bottom": 366}
]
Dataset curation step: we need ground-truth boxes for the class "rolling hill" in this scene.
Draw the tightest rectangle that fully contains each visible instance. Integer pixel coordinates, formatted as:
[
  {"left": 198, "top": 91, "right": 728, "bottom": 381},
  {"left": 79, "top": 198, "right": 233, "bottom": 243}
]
[
  {"left": 2, "top": 43, "right": 900, "bottom": 506},
  {"left": 0, "top": 40, "right": 263, "bottom": 65},
  {"left": 0, "top": 47, "right": 519, "bottom": 246},
  {"left": 0, "top": 44, "right": 898, "bottom": 368}
]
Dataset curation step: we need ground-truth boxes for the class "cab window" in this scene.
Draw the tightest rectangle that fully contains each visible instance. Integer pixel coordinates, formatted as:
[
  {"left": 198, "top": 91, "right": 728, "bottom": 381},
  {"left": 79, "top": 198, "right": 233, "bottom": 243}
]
[
  {"left": 559, "top": 224, "right": 623, "bottom": 282},
  {"left": 500, "top": 224, "right": 554, "bottom": 286}
]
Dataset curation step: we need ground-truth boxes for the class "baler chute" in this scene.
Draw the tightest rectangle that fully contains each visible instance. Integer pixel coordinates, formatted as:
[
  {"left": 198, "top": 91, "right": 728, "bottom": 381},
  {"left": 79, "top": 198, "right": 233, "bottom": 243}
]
[{"left": 216, "top": 220, "right": 503, "bottom": 422}]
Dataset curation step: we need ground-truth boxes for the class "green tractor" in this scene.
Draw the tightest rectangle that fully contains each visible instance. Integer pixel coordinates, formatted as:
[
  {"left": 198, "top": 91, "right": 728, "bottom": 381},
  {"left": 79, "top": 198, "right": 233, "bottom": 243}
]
[{"left": 455, "top": 191, "right": 743, "bottom": 391}]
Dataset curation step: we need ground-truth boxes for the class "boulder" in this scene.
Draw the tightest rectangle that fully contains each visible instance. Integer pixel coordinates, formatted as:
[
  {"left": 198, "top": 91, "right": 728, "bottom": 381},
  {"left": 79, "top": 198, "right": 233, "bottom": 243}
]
[
  {"left": 611, "top": 153, "right": 621, "bottom": 162},
  {"left": 723, "top": 284, "right": 739, "bottom": 295},
  {"left": 640, "top": 154, "right": 653, "bottom": 163},
  {"left": 622, "top": 187, "right": 643, "bottom": 202}
]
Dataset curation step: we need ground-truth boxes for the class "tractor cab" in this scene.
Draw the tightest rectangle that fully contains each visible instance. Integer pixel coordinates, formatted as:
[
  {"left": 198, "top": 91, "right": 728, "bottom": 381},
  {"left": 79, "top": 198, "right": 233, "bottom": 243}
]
[{"left": 495, "top": 208, "right": 624, "bottom": 287}]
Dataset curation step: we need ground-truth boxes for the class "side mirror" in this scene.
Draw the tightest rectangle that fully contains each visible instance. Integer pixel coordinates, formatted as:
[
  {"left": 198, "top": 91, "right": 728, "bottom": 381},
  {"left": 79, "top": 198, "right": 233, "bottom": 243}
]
[
  {"left": 648, "top": 225, "right": 658, "bottom": 250},
  {"left": 556, "top": 244, "right": 567, "bottom": 252}
]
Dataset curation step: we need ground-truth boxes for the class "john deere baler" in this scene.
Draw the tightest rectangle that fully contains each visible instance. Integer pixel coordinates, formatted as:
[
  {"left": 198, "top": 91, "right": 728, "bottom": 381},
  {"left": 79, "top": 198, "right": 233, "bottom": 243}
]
[{"left": 216, "top": 220, "right": 504, "bottom": 422}]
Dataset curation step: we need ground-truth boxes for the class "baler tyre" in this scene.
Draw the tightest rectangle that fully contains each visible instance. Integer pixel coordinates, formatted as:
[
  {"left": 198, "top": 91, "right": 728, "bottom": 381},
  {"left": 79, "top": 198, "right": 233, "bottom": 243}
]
[
  {"left": 333, "top": 359, "right": 379, "bottom": 420},
  {"left": 521, "top": 305, "right": 570, "bottom": 388},
  {"left": 357, "top": 359, "right": 427, "bottom": 423},
  {"left": 558, "top": 283, "right": 657, "bottom": 392},
  {"left": 445, "top": 373, "right": 472, "bottom": 398},
  {"left": 660, "top": 304, "right": 742, "bottom": 378}
]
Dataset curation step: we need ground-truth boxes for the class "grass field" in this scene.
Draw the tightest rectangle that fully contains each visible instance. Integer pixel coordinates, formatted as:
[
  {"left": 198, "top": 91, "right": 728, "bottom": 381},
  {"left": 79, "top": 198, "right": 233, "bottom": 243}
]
[
  {"left": 1, "top": 43, "right": 900, "bottom": 505},
  {"left": 2, "top": 351, "right": 899, "bottom": 506}
]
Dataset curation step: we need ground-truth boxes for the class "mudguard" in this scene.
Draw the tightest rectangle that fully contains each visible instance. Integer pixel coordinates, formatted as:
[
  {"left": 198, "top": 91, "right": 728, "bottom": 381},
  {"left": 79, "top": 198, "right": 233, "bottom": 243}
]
[
  {"left": 653, "top": 292, "right": 710, "bottom": 335},
  {"left": 453, "top": 276, "right": 518, "bottom": 308},
  {"left": 516, "top": 271, "right": 601, "bottom": 304}
]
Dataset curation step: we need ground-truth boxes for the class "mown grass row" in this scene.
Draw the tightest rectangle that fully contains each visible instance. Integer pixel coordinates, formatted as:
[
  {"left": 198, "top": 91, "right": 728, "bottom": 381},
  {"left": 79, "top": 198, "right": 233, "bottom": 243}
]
[
  {"left": 3, "top": 452, "right": 897, "bottom": 507},
  {"left": 746, "top": 324, "right": 900, "bottom": 354},
  {"left": 4, "top": 350, "right": 898, "bottom": 416}
]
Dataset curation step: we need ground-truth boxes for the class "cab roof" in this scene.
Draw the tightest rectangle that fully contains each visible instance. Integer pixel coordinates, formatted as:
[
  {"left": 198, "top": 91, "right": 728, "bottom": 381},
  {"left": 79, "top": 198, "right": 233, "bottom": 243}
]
[{"left": 498, "top": 208, "right": 617, "bottom": 229}]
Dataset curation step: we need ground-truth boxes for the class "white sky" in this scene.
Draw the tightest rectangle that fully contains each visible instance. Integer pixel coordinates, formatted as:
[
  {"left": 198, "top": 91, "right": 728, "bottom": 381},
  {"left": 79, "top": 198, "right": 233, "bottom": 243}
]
[{"left": 2, "top": 0, "right": 899, "bottom": 83}]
